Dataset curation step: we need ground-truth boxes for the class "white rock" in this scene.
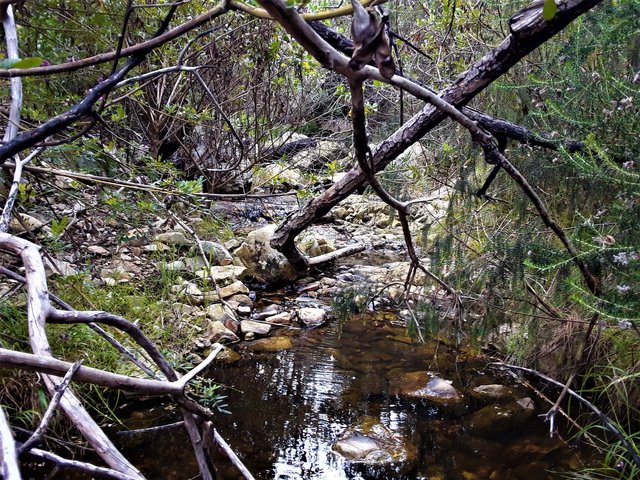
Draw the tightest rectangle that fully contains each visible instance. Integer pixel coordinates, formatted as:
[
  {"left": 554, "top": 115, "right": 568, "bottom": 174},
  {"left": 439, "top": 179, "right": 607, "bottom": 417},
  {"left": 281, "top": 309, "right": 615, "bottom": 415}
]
[
  {"left": 297, "top": 307, "right": 327, "bottom": 328},
  {"left": 154, "top": 231, "right": 190, "bottom": 246},
  {"left": 240, "top": 320, "right": 271, "bottom": 336},
  {"left": 88, "top": 245, "right": 110, "bottom": 255}
]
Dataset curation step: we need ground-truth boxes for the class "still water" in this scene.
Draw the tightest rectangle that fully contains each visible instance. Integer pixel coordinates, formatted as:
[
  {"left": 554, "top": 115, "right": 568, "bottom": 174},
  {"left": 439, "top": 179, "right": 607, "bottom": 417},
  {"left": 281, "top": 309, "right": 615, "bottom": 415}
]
[{"left": 116, "top": 309, "right": 591, "bottom": 479}]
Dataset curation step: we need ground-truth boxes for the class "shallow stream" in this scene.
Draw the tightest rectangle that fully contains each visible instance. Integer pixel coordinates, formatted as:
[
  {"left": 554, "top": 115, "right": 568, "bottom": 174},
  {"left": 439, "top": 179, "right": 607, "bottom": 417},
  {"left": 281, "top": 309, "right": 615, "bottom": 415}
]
[{"left": 116, "top": 304, "right": 592, "bottom": 480}]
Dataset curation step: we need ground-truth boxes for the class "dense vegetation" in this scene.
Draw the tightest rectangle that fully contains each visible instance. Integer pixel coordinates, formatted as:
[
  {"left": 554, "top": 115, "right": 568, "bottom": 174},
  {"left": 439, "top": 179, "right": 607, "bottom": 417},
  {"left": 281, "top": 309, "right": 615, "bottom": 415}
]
[{"left": 0, "top": 0, "right": 638, "bottom": 478}]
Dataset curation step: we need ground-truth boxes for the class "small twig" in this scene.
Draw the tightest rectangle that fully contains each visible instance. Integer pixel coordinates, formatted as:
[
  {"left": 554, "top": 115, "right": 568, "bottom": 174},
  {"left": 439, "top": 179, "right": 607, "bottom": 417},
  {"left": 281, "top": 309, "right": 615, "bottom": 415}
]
[{"left": 18, "top": 360, "right": 84, "bottom": 456}]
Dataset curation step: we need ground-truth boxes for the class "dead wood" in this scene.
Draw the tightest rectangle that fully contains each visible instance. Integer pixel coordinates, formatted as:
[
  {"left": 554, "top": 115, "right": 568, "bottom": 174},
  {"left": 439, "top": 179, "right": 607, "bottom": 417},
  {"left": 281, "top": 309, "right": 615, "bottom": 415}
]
[{"left": 0, "top": 405, "right": 21, "bottom": 480}]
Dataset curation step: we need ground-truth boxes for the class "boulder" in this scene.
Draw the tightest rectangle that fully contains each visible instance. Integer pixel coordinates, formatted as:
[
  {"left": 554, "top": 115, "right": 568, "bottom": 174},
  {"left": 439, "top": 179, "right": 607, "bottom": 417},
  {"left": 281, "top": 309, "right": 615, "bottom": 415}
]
[
  {"left": 201, "top": 280, "right": 249, "bottom": 303},
  {"left": 171, "top": 281, "right": 203, "bottom": 305},
  {"left": 234, "top": 225, "right": 299, "bottom": 283},
  {"left": 297, "top": 233, "right": 335, "bottom": 257},
  {"left": 332, "top": 418, "right": 417, "bottom": 473},
  {"left": 290, "top": 140, "right": 348, "bottom": 170},
  {"left": 210, "top": 345, "right": 242, "bottom": 364},
  {"left": 198, "top": 241, "right": 233, "bottom": 265},
  {"left": 253, "top": 163, "right": 306, "bottom": 191},
  {"left": 296, "top": 307, "right": 327, "bottom": 328},
  {"left": 469, "top": 384, "right": 515, "bottom": 403},
  {"left": 196, "top": 265, "right": 246, "bottom": 282},
  {"left": 154, "top": 231, "right": 190, "bottom": 246},
  {"left": 157, "top": 260, "right": 186, "bottom": 272},
  {"left": 204, "top": 303, "right": 235, "bottom": 321},
  {"left": 203, "top": 320, "right": 239, "bottom": 344},
  {"left": 265, "top": 311, "right": 294, "bottom": 325}
]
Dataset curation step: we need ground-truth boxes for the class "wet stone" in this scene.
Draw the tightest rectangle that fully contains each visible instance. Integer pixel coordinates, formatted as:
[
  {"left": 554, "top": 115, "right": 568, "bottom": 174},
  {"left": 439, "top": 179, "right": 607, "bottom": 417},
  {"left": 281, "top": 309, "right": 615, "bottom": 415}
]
[
  {"left": 469, "top": 384, "right": 515, "bottom": 403},
  {"left": 245, "top": 336, "right": 293, "bottom": 352},
  {"left": 203, "top": 320, "right": 239, "bottom": 344},
  {"left": 465, "top": 397, "right": 536, "bottom": 435},
  {"left": 240, "top": 320, "right": 271, "bottom": 336},
  {"left": 392, "top": 372, "right": 464, "bottom": 409},
  {"left": 332, "top": 418, "right": 418, "bottom": 473},
  {"left": 296, "top": 307, "right": 327, "bottom": 328}
]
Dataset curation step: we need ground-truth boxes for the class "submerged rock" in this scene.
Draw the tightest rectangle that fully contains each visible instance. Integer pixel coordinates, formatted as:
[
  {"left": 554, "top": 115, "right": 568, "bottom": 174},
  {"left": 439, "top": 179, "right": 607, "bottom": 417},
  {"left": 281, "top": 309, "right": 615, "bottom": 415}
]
[
  {"left": 332, "top": 418, "right": 418, "bottom": 472},
  {"left": 392, "top": 371, "right": 464, "bottom": 409},
  {"left": 464, "top": 397, "right": 536, "bottom": 435},
  {"left": 245, "top": 336, "right": 293, "bottom": 352},
  {"left": 469, "top": 384, "right": 515, "bottom": 403},
  {"left": 333, "top": 432, "right": 380, "bottom": 460}
]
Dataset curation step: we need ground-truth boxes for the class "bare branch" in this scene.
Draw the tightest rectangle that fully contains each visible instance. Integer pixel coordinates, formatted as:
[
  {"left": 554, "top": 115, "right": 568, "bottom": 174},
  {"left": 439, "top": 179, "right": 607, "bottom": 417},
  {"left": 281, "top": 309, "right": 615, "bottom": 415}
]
[
  {"left": 23, "top": 447, "right": 138, "bottom": 480},
  {"left": 268, "top": 0, "right": 602, "bottom": 271},
  {"left": 0, "top": 348, "right": 182, "bottom": 395},
  {"left": 205, "top": 423, "right": 257, "bottom": 480},
  {"left": 492, "top": 362, "right": 640, "bottom": 470},
  {"left": 0, "top": 405, "right": 21, "bottom": 480},
  {"left": 0, "top": 2, "right": 229, "bottom": 78},
  {"left": 18, "top": 360, "right": 84, "bottom": 456},
  {"left": 1, "top": 4, "right": 22, "bottom": 144},
  {"left": 0, "top": 148, "right": 44, "bottom": 232}
]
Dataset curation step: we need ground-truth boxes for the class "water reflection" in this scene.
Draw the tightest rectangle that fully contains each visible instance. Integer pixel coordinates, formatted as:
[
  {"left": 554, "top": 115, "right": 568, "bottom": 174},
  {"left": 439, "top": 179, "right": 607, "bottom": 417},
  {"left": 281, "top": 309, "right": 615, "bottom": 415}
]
[
  {"left": 209, "top": 312, "right": 590, "bottom": 479},
  {"left": 107, "top": 311, "right": 593, "bottom": 479}
]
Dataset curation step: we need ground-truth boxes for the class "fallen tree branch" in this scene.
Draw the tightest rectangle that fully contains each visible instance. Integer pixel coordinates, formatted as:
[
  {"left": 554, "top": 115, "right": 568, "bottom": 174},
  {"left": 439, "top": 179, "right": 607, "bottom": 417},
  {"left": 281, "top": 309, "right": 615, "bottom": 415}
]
[
  {"left": 0, "top": 405, "right": 21, "bottom": 480},
  {"left": 492, "top": 362, "right": 640, "bottom": 470},
  {"left": 0, "top": 162, "right": 295, "bottom": 200},
  {"left": 23, "top": 447, "right": 138, "bottom": 480},
  {"left": 205, "top": 423, "right": 257, "bottom": 480},
  {"left": 0, "top": 348, "right": 183, "bottom": 395},
  {"left": 308, "top": 20, "right": 586, "bottom": 154},
  {"left": 0, "top": 233, "right": 144, "bottom": 479}
]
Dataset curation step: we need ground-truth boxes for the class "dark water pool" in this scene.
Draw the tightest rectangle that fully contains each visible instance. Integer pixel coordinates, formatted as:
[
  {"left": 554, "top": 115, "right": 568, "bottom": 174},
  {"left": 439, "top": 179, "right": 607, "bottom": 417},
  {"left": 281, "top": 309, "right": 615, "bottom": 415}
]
[{"left": 115, "top": 310, "right": 593, "bottom": 480}]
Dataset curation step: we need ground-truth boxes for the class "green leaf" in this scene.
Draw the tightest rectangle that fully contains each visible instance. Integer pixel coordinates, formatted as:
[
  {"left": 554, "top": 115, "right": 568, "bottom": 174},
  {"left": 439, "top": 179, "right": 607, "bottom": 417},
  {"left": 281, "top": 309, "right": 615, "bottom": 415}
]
[{"left": 543, "top": 0, "right": 558, "bottom": 21}]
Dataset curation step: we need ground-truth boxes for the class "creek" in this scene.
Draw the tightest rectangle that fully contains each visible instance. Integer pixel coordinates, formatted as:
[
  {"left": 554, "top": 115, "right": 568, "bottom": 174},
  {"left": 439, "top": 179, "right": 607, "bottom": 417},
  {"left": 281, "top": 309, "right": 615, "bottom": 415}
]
[{"left": 115, "top": 295, "right": 593, "bottom": 480}]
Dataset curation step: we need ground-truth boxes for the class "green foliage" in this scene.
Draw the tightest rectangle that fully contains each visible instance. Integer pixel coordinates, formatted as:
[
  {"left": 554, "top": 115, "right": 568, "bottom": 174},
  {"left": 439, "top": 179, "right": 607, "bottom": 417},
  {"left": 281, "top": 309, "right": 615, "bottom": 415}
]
[
  {"left": 331, "top": 285, "right": 373, "bottom": 322},
  {"left": 407, "top": 301, "right": 442, "bottom": 339},
  {"left": 188, "top": 378, "right": 230, "bottom": 414}
]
